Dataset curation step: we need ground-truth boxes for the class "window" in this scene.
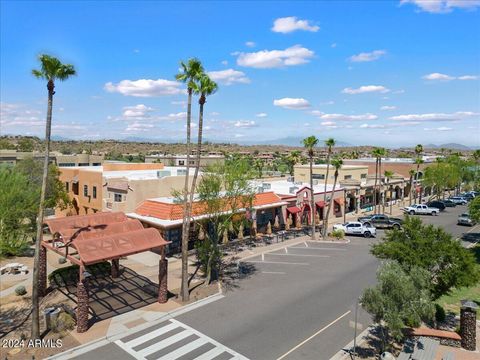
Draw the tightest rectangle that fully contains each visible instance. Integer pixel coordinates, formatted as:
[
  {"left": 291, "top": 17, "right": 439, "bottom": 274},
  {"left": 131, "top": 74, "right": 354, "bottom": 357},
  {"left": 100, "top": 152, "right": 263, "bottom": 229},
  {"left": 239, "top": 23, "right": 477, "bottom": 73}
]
[
  {"left": 83, "top": 185, "right": 88, "bottom": 197},
  {"left": 312, "top": 174, "right": 325, "bottom": 180},
  {"left": 344, "top": 175, "right": 352, "bottom": 180},
  {"left": 178, "top": 160, "right": 185, "bottom": 166},
  {"left": 65, "top": 182, "right": 69, "bottom": 192},
  {"left": 189, "top": 160, "right": 195, "bottom": 165},
  {"left": 93, "top": 186, "right": 97, "bottom": 199},
  {"left": 361, "top": 173, "right": 367, "bottom": 179},
  {"left": 114, "top": 193, "right": 122, "bottom": 202}
]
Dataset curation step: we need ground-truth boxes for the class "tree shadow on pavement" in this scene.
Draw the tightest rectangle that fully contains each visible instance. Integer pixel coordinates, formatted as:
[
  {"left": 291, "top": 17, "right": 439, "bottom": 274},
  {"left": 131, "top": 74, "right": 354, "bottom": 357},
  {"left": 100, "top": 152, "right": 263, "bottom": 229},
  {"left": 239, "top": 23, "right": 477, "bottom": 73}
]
[
  {"left": 220, "top": 257, "right": 257, "bottom": 293},
  {"left": 461, "top": 232, "right": 480, "bottom": 247}
]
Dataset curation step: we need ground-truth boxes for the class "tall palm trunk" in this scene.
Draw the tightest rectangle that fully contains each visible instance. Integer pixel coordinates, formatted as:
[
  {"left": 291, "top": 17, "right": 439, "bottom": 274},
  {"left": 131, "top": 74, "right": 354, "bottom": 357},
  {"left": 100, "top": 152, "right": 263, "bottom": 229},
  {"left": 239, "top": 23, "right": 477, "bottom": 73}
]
[
  {"left": 188, "top": 95, "right": 205, "bottom": 278},
  {"left": 323, "top": 170, "right": 338, "bottom": 237},
  {"left": 322, "top": 151, "right": 331, "bottom": 235},
  {"left": 180, "top": 88, "right": 193, "bottom": 302},
  {"left": 409, "top": 176, "right": 413, "bottom": 206},
  {"left": 378, "top": 158, "right": 382, "bottom": 214},
  {"left": 32, "top": 80, "right": 54, "bottom": 339},
  {"left": 309, "top": 156, "right": 316, "bottom": 240},
  {"left": 414, "top": 162, "right": 420, "bottom": 204},
  {"left": 373, "top": 159, "right": 378, "bottom": 214}
]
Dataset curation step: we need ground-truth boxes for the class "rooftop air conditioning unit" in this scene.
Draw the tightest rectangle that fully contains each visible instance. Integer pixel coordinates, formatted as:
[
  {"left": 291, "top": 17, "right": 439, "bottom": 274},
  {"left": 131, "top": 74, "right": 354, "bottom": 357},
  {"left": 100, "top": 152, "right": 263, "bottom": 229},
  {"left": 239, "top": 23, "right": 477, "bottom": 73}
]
[
  {"left": 289, "top": 186, "right": 299, "bottom": 194},
  {"left": 262, "top": 183, "right": 271, "bottom": 190}
]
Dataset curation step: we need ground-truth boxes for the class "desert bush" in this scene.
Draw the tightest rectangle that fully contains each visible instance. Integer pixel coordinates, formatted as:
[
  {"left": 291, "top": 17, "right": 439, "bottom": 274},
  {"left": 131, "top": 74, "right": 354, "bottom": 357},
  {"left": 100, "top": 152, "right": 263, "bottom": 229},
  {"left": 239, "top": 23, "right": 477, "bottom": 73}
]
[
  {"left": 331, "top": 229, "right": 345, "bottom": 240},
  {"left": 51, "top": 311, "right": 75, "bottom": 332},
  {"left": 15, "top": 285, "right": 27, "bottom": 296}
]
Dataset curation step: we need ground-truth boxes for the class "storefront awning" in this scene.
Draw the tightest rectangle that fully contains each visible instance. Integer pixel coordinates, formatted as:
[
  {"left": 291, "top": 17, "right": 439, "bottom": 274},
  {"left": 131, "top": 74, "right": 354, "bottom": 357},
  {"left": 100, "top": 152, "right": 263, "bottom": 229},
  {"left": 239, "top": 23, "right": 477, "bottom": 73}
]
[
  {"left": 334, "top": 198, "right": 344, "bottom": 205},
  {"left": 287, "top": 206, "right": 302, "bottom": 214},
  {"left": 315, "top": 201, "right": 326, "bottom": 208}
]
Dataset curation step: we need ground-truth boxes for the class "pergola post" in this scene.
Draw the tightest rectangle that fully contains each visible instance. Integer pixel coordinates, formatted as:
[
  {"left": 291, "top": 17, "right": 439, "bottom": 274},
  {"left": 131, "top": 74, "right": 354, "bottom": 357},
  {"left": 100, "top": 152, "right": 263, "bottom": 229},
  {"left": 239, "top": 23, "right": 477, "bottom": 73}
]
[
  {"left": 76, "top": 265, "right": 89, "bottom": 333},
  {"left": 111, "top": 258, "right": 120, "bottom": 278},
  {"left": 38, "top": 245, "right": 47, "bottom": 297},
  {"left": 158, "top": 248, "right": 168, "bottom": 304}
]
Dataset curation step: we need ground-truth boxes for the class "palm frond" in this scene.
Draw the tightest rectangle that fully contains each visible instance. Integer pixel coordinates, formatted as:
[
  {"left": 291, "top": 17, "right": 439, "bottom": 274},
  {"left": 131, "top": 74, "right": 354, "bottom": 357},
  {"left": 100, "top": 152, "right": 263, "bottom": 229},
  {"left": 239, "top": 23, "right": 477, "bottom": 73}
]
[{"left": 32, "top": 54, "right": 76, "bottom": 81}]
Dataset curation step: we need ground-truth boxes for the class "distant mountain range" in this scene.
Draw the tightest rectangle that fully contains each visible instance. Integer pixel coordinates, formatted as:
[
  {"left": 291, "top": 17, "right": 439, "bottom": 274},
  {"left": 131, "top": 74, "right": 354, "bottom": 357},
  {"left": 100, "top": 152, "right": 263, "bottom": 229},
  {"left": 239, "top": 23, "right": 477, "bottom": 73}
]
[{"left": 423, "top": 143, "right": 473, "bottom": 150}]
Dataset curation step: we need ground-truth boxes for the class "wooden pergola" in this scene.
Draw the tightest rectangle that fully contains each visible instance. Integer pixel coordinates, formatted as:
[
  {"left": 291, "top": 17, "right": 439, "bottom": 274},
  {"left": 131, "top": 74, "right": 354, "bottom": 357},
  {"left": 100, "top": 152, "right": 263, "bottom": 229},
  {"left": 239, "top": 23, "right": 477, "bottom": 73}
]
[{"left": 40, "top": 212, "right": 170, "bottom": 333}]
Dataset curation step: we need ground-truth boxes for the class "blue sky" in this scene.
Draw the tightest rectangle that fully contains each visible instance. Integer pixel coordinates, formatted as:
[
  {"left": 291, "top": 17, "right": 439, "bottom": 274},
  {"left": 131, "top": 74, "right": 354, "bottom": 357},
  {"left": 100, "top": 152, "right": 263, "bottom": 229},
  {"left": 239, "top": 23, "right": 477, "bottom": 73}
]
[{"left": 1, "top": 0, "right": 479, "bottom": 147}]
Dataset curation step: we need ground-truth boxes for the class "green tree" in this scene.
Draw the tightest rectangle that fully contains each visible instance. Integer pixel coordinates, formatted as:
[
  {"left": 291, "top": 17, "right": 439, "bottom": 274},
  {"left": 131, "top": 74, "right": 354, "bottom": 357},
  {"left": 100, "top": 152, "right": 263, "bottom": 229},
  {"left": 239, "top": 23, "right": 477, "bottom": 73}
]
[
  {"left": 195, "top": 159, "right": 256, "bottom": 284},
  {"left": 468, "top": 196, "right": 480, "bottom": 222},
  {"left": 303, "top": 136, "right": 319, "bottom": 240},
  {"left": 17, "top": 138, "right": 35, "bottom": 152},
  {"left": 0, "top": 138, "right": 16, "bottom": 150},
  {"left": 175, "top": 58, "right": 205, "bottom": 302},
  {"left": 361, "top": 261, "right": 435, "bottom": 350},
  {"left": 384, "top": 170, "right": 394, "bottom": 214},
  {"left": 0, "top": 167, "right": 37, "bottom": 257},
  {"left": 323, "top": 158, "right": 343, "bottom": 237},
  {"left": 31, "top": 54, "right": 76, "bottom": 339},
  {"left": 371, "top": 216, "right": 479, "bottom": 299}
]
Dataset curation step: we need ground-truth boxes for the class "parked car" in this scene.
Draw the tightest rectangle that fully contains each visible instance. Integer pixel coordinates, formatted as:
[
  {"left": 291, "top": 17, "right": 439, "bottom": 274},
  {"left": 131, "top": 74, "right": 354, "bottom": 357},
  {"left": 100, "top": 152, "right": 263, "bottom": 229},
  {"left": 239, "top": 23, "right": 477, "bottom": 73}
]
[
  {"left": 460, "top": 193, "right": 475, "bottom": 201},
  {"left": 457, "top": 213, "right": 476, "bottom": 227},
  {"left": 448, "top": 196, "right": 468, "bottom": 205},
  {"left": 403, "top": 204, "right": 440, "bottom": 216},
  {"left": 426, "top": 201, "right": 446, "bottom": 211},
  {"left": 333, "top": 222, "right": 376, "bottom": 238},
  {"left": 441, "top": 199, "right": 457, "bottom": 208},
  {"left": 357, "top": 214, "right": 403, "bottom": 229}
]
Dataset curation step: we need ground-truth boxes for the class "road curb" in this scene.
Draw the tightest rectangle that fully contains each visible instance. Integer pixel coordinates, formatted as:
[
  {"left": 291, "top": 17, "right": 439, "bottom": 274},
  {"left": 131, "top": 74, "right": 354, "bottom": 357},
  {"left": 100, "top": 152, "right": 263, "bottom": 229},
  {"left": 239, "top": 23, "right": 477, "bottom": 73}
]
[
  {"left": 329, "top": 325, "right": 374, "bottom": 360},
  {"left": 47, "top": 287, "right": 224, "bottom": 359}
]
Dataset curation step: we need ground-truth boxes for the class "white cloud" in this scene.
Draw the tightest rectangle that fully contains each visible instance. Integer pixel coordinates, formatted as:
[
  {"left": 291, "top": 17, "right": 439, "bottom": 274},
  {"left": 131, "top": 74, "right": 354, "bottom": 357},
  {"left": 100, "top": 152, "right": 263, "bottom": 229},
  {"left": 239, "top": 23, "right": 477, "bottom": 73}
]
[
  {"left": 381, "top": 105, "right": 397, "bottom": 111},
  {"left": 359, "top": 123, "right": 385, "bottom": 129},
  {"left": 234, "top": 120, "right": 257, "bottom": 128},
  {"left": 390, "top": 111, "right": 478, "bottom": 122},
  {"left": 423, "top": 127, "right": 453, "bottom": 131},
  {"left": 234, "top": 134, "right": 245, "bottom": 138},
  {"left": 171, "top": 100, "right": 187, "bottom": 108},
  {"left": 342, "top": 85, "right": 390, "bottom": 94},
  {"left": 105, "top": 78, "right": 183, "bottom": 97},
  {"left": 271, "top": 16, "right": 319, "bottom": 33},
  {"left": 0, "top": 102, "right": 43, "bottom": 127},
  {"left": 167, "top": 112, "right": 187, "bottom": 120},
  {"left": 422, "top": 72, "right": 454, "bottom": 81},
  {"left": 400, "top": 0, "right": 480, "bottom": 13},
  {"left": 122, "top": 104, "right": 153, "bottom": 118},
  {"left": 236, "top": 45, "right": 314, "bottom": 68},
  {"left": 423, "top": 73, "right": 478, "bottom": 81},
  {"left": 207, "top": 69, "right": 250, "bottom": 85},
  {"left": 321, "top": 121, "right": 336, "bottom": 126},
  {"left": 349, "top": 50, "right": 386, "bottom": 62},
  {"left": 320, "top": 100, "right": 335, "bottom": 105},
  {"left": 221, "top": 60, "right": 228, "bottom": 66},
  {"left": 245, "top": 41, "right": 256, "bottom": 47},
  {"left": 256, "top": 113, "right": 268, "bottom": 117},
  {"left": 273, "top": 97, "right": 311, "bottom": 109},
  {"left": 331, "top": 43, "right": 337, "bottom": 48},
  {"left": 125, "top": 121, "right": 155, "bottom": 132},
  {"left": 133, "top": 49, "right": 140, "bottom": 53},
  {"left": 314, "top": 112, "right": 378, "bottom": 121},
  {"left": 210, "top": 112, "right": 220, "bottom": 116},
  {"left": 458, "top": 75, "right": 478, "bottom": 80}
]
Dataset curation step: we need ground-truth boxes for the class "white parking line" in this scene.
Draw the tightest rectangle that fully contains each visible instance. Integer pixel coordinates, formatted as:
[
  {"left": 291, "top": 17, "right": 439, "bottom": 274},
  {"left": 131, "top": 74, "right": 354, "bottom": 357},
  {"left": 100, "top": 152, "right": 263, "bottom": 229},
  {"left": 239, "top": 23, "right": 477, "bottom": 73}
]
[
  {"left": 289, "top": 246, "right": 347, "bottom": 251},
  {"left": 276, "top": 311, "right": 351, "bottom": 360},
  {"left": 267, "top": 253, "right": 330, "bottom": 258},
  {"left": 262, "top": 271, "right": 287, "bottom": 274},
  {"left": 245, "top": 260, "right": 310, "bottom": 265}
]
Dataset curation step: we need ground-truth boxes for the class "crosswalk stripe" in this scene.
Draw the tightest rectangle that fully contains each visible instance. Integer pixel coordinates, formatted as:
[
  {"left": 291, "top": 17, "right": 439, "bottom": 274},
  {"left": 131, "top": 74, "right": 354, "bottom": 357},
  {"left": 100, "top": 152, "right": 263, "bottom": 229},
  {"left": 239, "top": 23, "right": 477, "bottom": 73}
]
[
  {"left": 137, "top": 329, "right": 192, "bottom": 356},
  {"left": 193, "top": 347, "right": 225, "bottom": 360},
  {"left": 156, "top": 338, "right": 209, "bottom": 359},
  {"left": 125, "top": 321, "right": 178, "bottom": 348}
]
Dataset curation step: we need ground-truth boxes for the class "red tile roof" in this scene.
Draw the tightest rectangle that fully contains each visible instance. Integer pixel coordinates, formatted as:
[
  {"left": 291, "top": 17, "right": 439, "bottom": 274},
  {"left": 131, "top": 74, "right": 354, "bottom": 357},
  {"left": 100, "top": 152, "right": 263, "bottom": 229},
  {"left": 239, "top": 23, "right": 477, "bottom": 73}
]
[{"left": 135, "top": 191, "right": 283, "bottom": 221}]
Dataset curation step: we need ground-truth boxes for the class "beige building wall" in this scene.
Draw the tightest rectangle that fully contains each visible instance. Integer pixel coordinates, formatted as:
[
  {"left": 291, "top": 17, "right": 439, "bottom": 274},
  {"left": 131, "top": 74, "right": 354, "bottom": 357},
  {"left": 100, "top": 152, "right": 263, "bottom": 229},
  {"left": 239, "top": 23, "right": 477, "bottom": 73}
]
[{"left": 294, "top": 164, "right": 369, "bottom": 184}]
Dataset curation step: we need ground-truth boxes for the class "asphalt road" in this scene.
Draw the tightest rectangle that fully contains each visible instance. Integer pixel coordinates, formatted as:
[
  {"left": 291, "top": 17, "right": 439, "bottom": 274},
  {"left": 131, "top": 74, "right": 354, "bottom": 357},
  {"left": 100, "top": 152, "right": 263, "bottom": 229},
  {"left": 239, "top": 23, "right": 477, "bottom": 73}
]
[{"left": 60, "top": 203, "right": 479, "bottom": 360}]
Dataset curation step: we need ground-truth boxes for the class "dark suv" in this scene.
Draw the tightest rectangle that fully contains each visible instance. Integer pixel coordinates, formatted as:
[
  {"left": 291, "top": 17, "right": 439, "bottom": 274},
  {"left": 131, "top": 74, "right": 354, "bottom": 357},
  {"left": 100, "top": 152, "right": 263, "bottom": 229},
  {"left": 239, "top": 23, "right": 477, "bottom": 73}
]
[{"left": 427, "top": 201, "right": 446, "bottom": 211}]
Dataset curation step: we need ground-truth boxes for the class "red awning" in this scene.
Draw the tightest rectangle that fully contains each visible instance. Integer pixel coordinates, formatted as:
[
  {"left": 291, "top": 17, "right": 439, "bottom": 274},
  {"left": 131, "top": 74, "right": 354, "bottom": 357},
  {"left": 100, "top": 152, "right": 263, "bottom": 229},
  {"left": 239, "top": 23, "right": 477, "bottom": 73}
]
[
  {"left": 334, "top": 198, "right": 344, "bottom": 205},
  {"left": 315, "top": 201, "right": 326, "bottom": 207},
  {"left": 287, "top": 206, "right": 302, "bottom": 214}
]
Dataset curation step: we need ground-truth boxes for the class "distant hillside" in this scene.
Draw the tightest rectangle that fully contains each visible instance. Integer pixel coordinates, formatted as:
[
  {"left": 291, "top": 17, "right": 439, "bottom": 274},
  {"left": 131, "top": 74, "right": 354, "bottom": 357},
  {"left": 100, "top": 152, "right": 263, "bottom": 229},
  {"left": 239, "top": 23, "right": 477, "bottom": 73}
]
[
  {"left": 242, "top": 136, "right": 353, "bottom": 147},
  {"left": 424, "top": 143, "right": 472, "bottom": 150}
]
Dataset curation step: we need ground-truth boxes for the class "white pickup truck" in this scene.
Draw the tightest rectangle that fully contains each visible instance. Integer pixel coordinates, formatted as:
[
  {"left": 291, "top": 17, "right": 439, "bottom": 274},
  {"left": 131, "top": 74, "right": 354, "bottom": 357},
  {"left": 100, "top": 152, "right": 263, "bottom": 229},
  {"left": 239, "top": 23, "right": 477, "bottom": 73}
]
[
  {"left": 332, "top": 222, "right": 377, "bottom": 238},
  {"left": 403, "top": 204, "right": 440, "bottom": 216}
]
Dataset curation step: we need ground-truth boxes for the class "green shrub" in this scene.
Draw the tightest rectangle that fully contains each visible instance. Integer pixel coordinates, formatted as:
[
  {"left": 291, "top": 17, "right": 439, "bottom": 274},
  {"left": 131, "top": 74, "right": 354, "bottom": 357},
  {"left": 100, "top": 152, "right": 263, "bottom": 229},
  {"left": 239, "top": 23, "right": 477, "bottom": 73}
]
[
  {"left": 331, "top": 229, "right": 345, "bottom": 240},
  {"left": 435, "top": 303, "right": 446, "bottom": 323},
  {"left": 51, "top": 312, "right": 75, "bottom": 332},
  {"left": 15, "top": 285, "right": 27, "bottom": 296}
]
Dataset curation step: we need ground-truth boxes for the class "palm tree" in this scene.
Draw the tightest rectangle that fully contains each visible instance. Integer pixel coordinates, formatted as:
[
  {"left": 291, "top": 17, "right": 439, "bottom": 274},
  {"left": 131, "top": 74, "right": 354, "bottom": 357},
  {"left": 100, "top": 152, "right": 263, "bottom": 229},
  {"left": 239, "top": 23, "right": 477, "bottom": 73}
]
[
  {"left": 323, "top": 158, "right": 343, "bottom": 237},
  {"left": 31, "top": 54, "right": 76, "bottom": 339},
  {"left": 408, "top": 169, "right": 415, "bottom": 205},
  {"left": 322, "top": 138, "right": 335, "bottom": 233},
  {"left": 384, "top": 170, "right": 394, "bottom": 214},
  {"left": 187, "top": 74, "right": 217, "bottom": 269},
  {"left": 286, "top": 150, "right": 302, "bottom": 175},
  {"left": 175, "top": 58, "right": 204, "bottom": 302},
  {"left": 302, "top": 136, "right": 319, "bottom": 240},
  {"left": 371, "top": 147, "right": 385, "bottom": 214}
]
